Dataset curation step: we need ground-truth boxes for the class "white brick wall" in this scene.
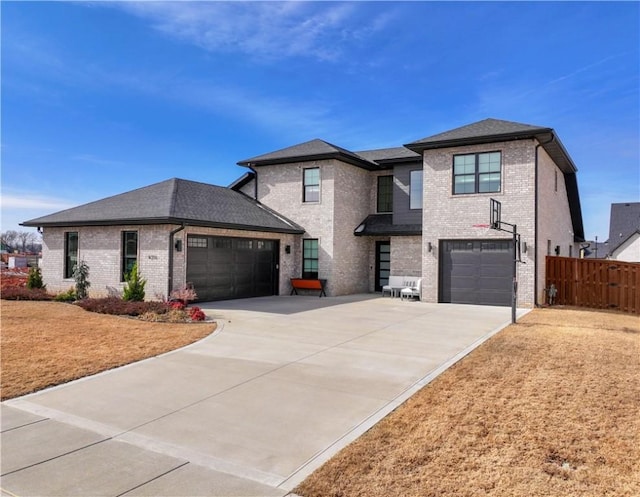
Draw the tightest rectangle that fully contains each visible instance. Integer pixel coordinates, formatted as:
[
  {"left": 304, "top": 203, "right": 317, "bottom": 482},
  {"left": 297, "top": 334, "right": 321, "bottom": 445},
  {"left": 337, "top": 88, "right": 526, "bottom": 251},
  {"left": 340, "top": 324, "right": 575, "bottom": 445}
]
[
  {"left": 421, "top": 139, "right": 538, "bottom": 307},
  {"left": 41, "top": 224, "right": 173, "bottom": 299},
  {"left": 255, "top": 159, "right": 373, "bottom": 295},
  {"left": 536, "top": 146, "right": 579, "bottom": 301},
  {"left": 41, "top": 224, "right": 298, "bottom": 300},
  {"left": 391, "top": 236, "right": 422, "bottom": 277}
]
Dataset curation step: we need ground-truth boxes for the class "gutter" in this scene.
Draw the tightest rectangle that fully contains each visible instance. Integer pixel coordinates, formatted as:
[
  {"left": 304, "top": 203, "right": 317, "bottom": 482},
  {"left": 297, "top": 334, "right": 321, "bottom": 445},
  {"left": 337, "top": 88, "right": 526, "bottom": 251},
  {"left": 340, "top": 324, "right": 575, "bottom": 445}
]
[
  {"left": 534, "top": 133, "right": 555, "bottom": 306},
  {"left": 168, "top": 223, "right": 186, "bottom": 298}
]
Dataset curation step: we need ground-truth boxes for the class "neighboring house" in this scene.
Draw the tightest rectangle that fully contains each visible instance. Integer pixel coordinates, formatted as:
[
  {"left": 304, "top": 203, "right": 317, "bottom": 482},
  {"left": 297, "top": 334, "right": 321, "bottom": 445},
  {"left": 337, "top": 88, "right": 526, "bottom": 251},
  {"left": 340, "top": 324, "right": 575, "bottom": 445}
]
[
  {"left": 23, "top": 118, "right": 584, "bottom": 307},
  {"left": 581, "top": 238, "right": 609, "bottom": 259},
  {"left": 606, "top": 202, "right": 640, "bottom": 262}
]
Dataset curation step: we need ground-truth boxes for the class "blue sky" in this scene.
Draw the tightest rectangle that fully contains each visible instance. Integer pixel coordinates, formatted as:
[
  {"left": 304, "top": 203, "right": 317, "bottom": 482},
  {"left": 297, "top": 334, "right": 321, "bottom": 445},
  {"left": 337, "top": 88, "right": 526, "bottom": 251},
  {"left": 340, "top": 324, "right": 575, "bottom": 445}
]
[{"left": 2, "top": 1, "right": 638, "bottom": 241}]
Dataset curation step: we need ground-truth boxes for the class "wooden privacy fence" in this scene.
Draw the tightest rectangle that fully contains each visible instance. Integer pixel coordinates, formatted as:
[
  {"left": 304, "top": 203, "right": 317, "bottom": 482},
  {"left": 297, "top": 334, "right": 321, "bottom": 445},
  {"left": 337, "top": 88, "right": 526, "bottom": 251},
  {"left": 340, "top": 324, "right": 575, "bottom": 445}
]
[{"left": 546, "top": 256, "right": 640, "bottom": 314}]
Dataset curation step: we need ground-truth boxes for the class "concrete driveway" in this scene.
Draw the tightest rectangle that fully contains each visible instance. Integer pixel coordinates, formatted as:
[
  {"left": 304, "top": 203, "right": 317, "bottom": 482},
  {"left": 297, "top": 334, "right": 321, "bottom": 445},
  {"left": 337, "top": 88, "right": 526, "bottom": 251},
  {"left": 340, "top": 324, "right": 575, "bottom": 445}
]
[{"left": 1, "top": 296, "right": 527, "bottom": 496}]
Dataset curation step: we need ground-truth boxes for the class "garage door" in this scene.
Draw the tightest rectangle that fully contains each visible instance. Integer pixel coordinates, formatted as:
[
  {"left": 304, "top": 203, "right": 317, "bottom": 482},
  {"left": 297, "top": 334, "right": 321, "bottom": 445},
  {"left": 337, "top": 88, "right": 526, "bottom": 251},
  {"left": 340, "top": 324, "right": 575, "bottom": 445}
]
[
  {"left": 186, "top": 235, "right": 279, "bottom": 302},
  {"left": 439, "top": 239, "right": 512, "bottom": 306}
]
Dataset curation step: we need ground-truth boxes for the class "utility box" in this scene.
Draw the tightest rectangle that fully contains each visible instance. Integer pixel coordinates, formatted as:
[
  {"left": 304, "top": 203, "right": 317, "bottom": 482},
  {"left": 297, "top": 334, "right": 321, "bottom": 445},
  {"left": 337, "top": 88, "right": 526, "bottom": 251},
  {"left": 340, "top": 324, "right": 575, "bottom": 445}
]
[{"left": 8, "top": 256, "right": 28, "bottom": 268}]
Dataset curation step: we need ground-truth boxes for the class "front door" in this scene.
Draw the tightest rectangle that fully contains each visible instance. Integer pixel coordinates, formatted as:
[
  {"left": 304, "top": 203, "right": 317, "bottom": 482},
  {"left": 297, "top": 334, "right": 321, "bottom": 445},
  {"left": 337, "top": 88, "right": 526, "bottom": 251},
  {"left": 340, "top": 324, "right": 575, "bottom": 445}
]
[{"left": 375, "top": 241, "right": 391, "bottom": 292}]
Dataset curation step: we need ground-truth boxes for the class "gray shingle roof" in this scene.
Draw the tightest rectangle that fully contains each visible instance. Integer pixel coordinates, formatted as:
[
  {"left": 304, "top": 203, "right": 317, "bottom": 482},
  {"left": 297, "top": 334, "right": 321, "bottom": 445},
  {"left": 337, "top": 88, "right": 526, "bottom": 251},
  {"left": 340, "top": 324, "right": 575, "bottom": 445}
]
[
  {"left": 355, "top": 146, "right": 421, "bottom": 165},
  {"left": 407, "top": 118, "right": 551, "bottom": 146},
  {"left": 22, "top": 178, "right": 304, "bottom": 234},
  {"left": 354, "top": 214, "right": 422, "bottom": 236},
  {"left": 607, "top": 202, "right": 640, "bottom": 254},
  {"left": 238, "top": 139, "right": 380, "bottom": 170}
]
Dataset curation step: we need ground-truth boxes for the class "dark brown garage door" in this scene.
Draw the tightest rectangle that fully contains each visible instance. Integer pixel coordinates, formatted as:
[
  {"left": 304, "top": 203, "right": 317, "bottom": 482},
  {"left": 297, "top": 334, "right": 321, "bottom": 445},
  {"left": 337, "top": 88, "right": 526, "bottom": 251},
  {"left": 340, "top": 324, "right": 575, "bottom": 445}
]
[
  {"left": 439, "top": 239, "right": 512, "bottom": 306},
  {"left": 186, "top": 235, "right": 279, "bottom": 302}
]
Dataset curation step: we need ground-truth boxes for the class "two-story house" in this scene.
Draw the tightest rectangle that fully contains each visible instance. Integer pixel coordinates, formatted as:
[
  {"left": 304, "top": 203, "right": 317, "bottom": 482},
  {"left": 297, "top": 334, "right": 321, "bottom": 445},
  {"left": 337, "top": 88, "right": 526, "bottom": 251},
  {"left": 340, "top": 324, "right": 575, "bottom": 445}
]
[{"left": 23, "top": 118, "right": 584, "bottom": 307}]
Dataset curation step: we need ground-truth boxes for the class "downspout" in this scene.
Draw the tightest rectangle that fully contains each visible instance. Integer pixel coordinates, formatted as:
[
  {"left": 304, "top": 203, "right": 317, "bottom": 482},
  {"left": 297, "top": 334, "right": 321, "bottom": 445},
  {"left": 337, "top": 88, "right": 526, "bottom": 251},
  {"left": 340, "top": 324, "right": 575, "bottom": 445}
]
[
  {"left": 168, "top": 223, "right": 186, "bottom": 298},
  {"left": 248, "top": 165, "right": 258, "bottom": 200},
  {"left": 534, "top": 134, "right": 555, "bottom": 306}
]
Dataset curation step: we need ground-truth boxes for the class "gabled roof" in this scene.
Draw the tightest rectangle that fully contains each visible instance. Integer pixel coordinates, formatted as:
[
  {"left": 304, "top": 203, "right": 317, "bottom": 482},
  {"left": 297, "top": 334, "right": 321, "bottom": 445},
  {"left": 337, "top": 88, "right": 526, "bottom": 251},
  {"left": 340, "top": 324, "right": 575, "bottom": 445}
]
[
  {"left": 228, "top": 171, "right": 255, "bottom": 191},
  {"left": 238, "top": 138, "right": 381, "bottom": 170},
  {"left": 22, "top": 178, "right": 304, "bottom": 234},
  {"left": 405, "top": 118, "right": 577, "bottom": 174},
  {"left": 607, "top": 202, "right": 640, "bottom": 255},
  {"left": 610, "top": 230, "right": 640, "bottom": 258}
]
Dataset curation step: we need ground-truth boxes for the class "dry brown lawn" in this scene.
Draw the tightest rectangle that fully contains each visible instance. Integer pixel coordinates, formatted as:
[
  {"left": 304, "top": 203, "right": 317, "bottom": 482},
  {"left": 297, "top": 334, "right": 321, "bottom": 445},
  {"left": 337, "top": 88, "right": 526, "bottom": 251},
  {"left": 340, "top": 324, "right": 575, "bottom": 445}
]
[
  {"left": 1, "top": 300, "right": 215, "bottom": 400},
  {"left": 296, "top": 308, "right": 640, "bottom": 497}
]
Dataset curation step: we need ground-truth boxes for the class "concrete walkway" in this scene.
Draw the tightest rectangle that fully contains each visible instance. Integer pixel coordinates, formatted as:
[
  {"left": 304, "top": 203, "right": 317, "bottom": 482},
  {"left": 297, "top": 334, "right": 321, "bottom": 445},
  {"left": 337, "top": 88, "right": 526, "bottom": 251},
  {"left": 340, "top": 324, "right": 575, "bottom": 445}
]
[{"left": 1, "top": 296, "right": 528, "bottom": 496}]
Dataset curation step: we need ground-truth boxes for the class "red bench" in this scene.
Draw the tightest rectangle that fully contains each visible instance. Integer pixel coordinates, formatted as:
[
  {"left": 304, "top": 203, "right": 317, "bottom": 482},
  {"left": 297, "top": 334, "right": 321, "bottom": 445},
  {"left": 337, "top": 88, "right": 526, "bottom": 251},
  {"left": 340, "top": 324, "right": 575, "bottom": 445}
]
[{"left": 290, "top": 278, "right": 327, "bottom": 297}]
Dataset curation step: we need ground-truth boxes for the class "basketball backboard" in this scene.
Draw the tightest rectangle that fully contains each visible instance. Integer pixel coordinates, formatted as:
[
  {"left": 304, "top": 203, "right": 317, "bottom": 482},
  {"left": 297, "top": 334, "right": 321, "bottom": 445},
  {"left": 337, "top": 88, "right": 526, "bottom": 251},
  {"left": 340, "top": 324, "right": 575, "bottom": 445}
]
[{"left": 490, "top": 198, "right": 501, "bottom": 230}]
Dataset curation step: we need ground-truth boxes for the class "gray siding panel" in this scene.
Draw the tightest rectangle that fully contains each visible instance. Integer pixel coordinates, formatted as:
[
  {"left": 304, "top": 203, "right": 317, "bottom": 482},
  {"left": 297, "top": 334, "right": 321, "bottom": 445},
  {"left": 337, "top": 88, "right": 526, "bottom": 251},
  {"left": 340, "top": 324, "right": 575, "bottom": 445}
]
[{"left": 392, "top": 164, "right": 423, "bottom": 225}]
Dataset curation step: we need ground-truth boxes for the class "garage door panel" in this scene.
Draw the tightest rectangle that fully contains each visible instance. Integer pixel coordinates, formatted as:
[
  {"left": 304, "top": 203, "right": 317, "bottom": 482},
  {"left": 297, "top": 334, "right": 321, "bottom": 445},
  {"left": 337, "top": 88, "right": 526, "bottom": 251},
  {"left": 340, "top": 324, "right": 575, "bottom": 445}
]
[
  {"left": 440, "top": 239, "right": 512, "bottom": 306},
  {"left": 186, "top": 235, "right": 279, "bottom": 301}
]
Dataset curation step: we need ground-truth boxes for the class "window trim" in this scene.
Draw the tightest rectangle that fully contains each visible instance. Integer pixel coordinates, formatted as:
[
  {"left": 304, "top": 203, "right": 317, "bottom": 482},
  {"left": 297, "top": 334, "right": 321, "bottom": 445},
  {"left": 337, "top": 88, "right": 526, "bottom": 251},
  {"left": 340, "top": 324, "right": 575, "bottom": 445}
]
[
  {"left": 452, "top": 151, "right": 502, "bottom": 195},
  {"left": 303, "top": 167, "right": 320, "bottom": 203},
  {"left": 121, "top": 231, "right": 139, "bottom": 282},
  {"left": 377, "top": 175, "right": 393, "bottom": 213},
  {"left": 302, "top": 238, "right": 319, "bottom": 279},
  {"left": 409, "top": 169, "right": 423, "bottom": 210},
  {"left": 64, "top": 231, "right": 78, "bottom": 279}
]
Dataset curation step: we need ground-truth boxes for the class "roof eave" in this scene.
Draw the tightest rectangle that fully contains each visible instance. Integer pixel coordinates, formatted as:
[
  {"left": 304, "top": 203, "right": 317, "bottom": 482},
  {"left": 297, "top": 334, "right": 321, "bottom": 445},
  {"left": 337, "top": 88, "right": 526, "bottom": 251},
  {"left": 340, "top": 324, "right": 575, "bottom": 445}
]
[
  {"left": 238, "top": 152, "right": 379, "bottom": 171},
  {"left": 405, "top": 129, "right": 553, "bottom": 152},
  {"left": 22, "top": 216, "right": 305, "bottom": 235},
  {"left": 354, "top": 229, "right": 423, "bottom": 237}
]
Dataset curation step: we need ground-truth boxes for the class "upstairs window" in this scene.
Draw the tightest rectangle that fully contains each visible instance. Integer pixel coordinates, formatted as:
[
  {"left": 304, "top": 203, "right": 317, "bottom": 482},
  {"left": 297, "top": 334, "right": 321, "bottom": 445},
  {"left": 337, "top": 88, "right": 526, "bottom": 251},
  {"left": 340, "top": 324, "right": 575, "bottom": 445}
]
[
  {"left": 303, "top": 167, "right": 320, "bottom": 202},
  {"left": 122, "top": 231, "right": 138, "bottom": 281},
  {"left": 64, "top": 232, "right": 78, "bottom": 279},
  {"left": 377, "top": 175, "right": 393, "bottom": 213},
  {"left": 453, "top": 151, "right": 501, "bottom": 194},
  {"left": 410, "top": 170, "right": 423, "bottom": 209},
  {"left": 302, "top": 239, "right": 319, "bottom": 279}
]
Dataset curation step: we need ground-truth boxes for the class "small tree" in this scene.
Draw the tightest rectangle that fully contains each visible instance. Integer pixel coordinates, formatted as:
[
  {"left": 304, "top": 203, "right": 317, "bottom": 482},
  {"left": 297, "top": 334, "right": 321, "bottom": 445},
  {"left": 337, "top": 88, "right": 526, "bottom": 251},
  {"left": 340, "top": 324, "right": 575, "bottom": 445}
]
[
  {"left": 26, "top": 266, "right": 45, "bottom": 290},
  {"left": 122, "top": 262, "right": 146, "bottom": 302},
  {"left": 73, "top": 260, "right": 91, "bottom": 300}
]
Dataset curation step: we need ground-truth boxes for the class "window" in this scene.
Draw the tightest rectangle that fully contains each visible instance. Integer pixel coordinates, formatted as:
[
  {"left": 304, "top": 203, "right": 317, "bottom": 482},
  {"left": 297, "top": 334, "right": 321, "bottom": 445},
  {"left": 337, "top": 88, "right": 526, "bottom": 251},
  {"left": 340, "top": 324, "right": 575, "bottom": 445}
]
[
  {"left": 377, "top": 176, "right": 393, "bottom": 213},
  {"left": 453, "top": 152, "right": 501, "bottom": 194},
  {"left": 187, "top": 237, "right": 207, "bottom": 248},
  {"left": 303, "top": 167, "right": 320, "bottom": 202},
  {"left": 410, "top": 170, "right": 423, "bottom": 209},
  {"left": 122, "top": 231, "right": 138, "bottom": 280},
  {"left": 302, "top": 239, "right": 319, "bottom": 279},
  {"left": 64, "top": 232, "right": 78, "bottom": 279}
]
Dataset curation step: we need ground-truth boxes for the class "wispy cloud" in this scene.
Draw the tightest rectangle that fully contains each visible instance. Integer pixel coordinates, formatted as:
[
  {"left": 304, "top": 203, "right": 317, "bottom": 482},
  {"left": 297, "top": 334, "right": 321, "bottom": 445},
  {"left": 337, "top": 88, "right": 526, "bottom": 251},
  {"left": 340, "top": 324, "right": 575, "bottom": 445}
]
[
  {"left": 115, "top": 2, "right": 391, "bottom": 61},
  {"left": 1, "top": 192, "right": 76, "bottom": 211}
]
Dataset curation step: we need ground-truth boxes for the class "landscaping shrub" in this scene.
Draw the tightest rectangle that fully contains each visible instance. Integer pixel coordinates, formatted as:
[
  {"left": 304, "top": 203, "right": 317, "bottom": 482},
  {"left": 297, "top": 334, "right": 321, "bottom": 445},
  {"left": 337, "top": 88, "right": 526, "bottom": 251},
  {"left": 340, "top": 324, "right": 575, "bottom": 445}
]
[
  {"left": 1, "top": 287, "right": 53, "bottom": 301},
  {"left": 54, "top": 288, "right": 76, "bottom": 302},
  {"left": 188, "top": 306, "right": 206, "bottom": 321},
  {"left": 76, "top": 297, "right": 168, "bottom": 316},
  {"left": 26, "top": 267, "right": 45, "bottom": 290},
  {"left": 122, "top": 263, "right": 146, "bottom": 302},
  {"left": 72, "top": 261, "right": 90, "bottom": 300},
  {"left": 170, "top": 285, "right": 198, "bottom": 304},
  {"left": 169, "top": 301, "right": 186, "bottom": 311}
]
